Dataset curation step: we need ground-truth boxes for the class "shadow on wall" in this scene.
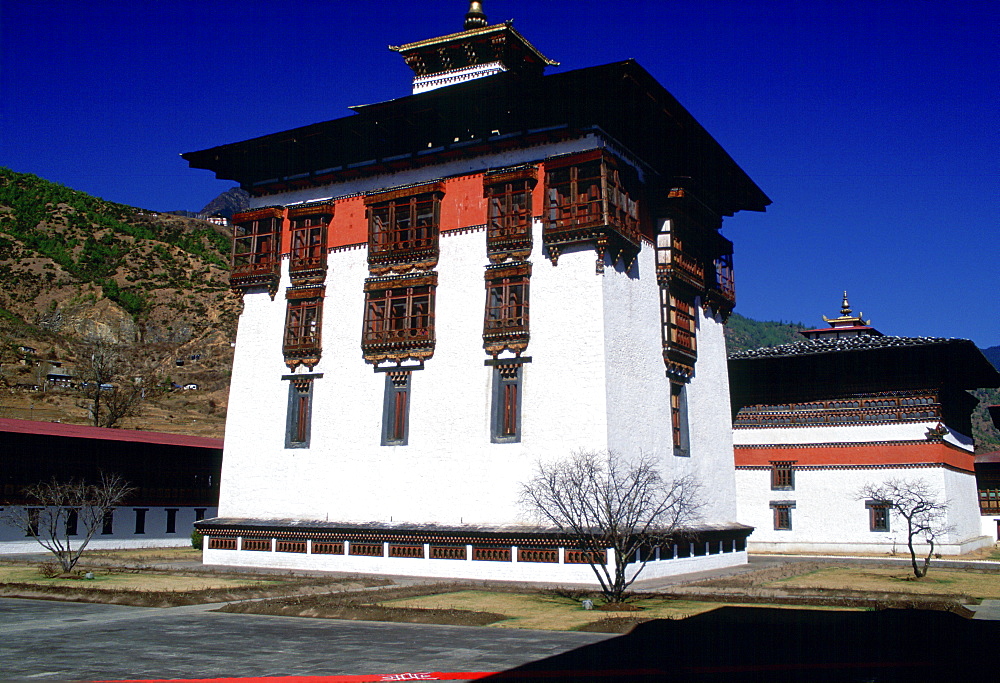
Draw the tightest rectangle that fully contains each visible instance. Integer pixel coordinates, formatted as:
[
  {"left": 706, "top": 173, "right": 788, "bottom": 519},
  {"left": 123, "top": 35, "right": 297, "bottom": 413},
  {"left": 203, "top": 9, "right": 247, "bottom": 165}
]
[{"left": 485, "top": 606, "right": 998, "bottom": 682}]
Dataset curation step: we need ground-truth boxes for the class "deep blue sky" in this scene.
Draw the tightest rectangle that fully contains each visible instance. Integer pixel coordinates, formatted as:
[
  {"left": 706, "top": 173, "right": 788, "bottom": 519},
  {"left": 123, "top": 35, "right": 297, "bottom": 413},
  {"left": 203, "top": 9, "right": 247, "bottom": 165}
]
[{"left": 2, "top": 1, "right": 997, "bottom": 346}]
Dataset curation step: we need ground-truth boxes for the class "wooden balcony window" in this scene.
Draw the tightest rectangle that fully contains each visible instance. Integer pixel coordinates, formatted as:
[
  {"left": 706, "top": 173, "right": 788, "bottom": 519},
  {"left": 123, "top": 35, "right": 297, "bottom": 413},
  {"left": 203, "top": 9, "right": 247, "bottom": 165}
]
[
  {"left": 366, "top": 186, "right": 442, "bottom": 271},
  {"left": 289, "top": 213, "right": 328, "bottom": 276},
  {"left": 284, "top": 298, "right": 322, "bottom": 353},
  {"left": 544, "top": 151, "right": 641, "bottom": 255},
  {"left": 231, "top": 211, "right": 282, "bottom": 286},
  {"left": 364, "top": 285, "right": 433, "bottom": 346},
  {"left": 485, "top": 276, "right": 528, "bottom": 334},
  {"left": 546, "top": 160, "right": 603, "bottom": 232},
  {"left": 485, "top": 173, "right": 534, "bottom": 260},
  {"left": 666, "top": 293, "right": 697, "bottom": 355}
]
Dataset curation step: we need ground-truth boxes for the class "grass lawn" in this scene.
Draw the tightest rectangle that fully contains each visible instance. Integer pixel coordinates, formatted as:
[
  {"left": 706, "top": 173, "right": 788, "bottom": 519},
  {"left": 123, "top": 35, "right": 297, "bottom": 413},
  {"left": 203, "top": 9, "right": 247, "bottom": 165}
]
[
  {"left": 81, "top": 547, "right": 203, "bottom": 562},
  {"left": 382, "top": 590, "right": 857, "bottom": 631},
  {"left": 769, "top": 566, "right": 1000, "bottom": 600},
  {"left": 0, "top": 566, "right": 276, "bottom": 592}
]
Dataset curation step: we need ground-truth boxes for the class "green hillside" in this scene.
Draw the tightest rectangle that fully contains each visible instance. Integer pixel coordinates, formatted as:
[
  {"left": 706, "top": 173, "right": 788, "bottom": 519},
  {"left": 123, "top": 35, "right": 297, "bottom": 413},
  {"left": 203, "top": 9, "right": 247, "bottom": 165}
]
[
  {"left": 724, "top": 312, "right": 807, "bottom": 354},
  {"left": 0, "top": 167, "right": 240, "bottom": 436}
]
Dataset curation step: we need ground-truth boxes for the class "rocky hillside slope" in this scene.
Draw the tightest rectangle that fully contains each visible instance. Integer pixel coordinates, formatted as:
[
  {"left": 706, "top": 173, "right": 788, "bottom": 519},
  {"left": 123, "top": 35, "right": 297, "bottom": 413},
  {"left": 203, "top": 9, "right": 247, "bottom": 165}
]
[{"left": 0, "top": 168, "right": 241, "bottom": 437}]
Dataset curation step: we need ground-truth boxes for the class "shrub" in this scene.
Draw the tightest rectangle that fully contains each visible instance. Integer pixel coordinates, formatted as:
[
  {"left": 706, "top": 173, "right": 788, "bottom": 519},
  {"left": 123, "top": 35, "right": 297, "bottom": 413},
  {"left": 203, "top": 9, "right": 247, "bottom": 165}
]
[
  {"left": 38, "top": 561, "right": 61, "bottom": 578},
  {"left": 191, "top": 529, "right": 204, "bottom": 550}
]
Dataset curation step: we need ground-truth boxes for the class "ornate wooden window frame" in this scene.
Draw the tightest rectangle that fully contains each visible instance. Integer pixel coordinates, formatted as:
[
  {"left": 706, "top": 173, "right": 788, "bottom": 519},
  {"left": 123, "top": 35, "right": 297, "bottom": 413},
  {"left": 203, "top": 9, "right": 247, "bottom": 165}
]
[
  {"left": 231, "top": 207, "right": 283, "bottom": 296},
  {"left": 670, "top": 381, "right": 690, "bottom": 456},
  {"left": 483, "top": 261, "right": 530, "bottom": 357},
  {"left": 288, "top": 203, "right": 333, "bottom": 285},
  {"left": 543, "top": 150, "right": 642, "bottom": 270},
  {"left": 365, "top": 182, "right": 443, "bottom": 275},
  {"left": 362, "top": 273, "right": 437, "bottom": 363},
  {"left": 284, "top": 375, "right": 318, "bottom": 449},
  {"left": 484, "top": 166, "right": 536, "bottom": 263},
  {"left": 283, "top": 286, "right": 324, "bottom": 371},
  {"left": 866, "top": 500, "right": 891, "bottom": 532}
]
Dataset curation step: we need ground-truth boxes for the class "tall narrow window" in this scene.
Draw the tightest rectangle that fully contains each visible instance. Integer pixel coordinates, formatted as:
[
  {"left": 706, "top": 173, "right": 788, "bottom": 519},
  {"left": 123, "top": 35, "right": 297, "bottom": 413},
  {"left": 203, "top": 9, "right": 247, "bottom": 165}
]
[
  {"left": 165, "top": 508, "right": 177, "bottom": 534},
  {"left": 668, "top": 293, "right": 697, "bottom": 356},
  {"left": 671, "top": 382, "right": 690, "bottom": 456},
  {"left": 66, "top": 508, "right": 78, "bottom": 536},
  {"left": 382, "top": 371, "right": 411, "bottom": 446},
  {"left": 134, "top": 508, "right": 147, "bottom": 534},
  {"left": 102, "top": 509, "right": 115, "bottom": 535},
  {"left": 26, "top": 507, "right": 41, "bottom": 537},
  {"left": 491, "top": 364, "right": 523, "bottom": 443},
  {"left": 194, "top": 508, "right": 206, "bottom": 522},
  {"left": 285, "top": 379, "right": 314, "bottom": 448}
]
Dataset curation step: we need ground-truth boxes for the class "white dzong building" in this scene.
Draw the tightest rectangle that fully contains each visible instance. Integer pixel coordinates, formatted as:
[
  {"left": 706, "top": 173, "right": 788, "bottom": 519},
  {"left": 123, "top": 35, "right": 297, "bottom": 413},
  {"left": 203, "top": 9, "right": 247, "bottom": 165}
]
[
  {"left": 183, "top": 3, "right": 769, "bottom": 582},
  {"left": 730, "top": 295, "right": 1000, "bottom": 555}
]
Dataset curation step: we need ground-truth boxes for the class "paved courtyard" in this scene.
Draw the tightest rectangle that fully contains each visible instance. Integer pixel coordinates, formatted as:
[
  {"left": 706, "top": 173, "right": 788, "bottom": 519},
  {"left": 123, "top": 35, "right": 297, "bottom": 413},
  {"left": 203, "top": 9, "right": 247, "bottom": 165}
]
[{"left": 0, "top": 597, "right": 611, "bottom": 681}]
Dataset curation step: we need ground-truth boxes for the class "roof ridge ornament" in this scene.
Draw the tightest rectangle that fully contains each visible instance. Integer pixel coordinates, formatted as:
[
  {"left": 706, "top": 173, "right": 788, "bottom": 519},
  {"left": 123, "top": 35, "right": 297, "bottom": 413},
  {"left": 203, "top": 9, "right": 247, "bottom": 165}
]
[
  {"left": 822, "top": 290, "right": 870, "bottom": 326},
  {"left": 464, "top": 1, "right": 488, "bottom": 31}
]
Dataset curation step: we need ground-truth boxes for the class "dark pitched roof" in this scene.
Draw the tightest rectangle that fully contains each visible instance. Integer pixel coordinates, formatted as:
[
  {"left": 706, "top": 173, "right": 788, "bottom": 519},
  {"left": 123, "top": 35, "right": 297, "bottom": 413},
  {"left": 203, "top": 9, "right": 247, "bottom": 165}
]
[
  {"left": 729, "top": 334, "right": 958, "bottom": 360},
  {"left": 182, "top": 60, "right": 769, "bottom": 218}
]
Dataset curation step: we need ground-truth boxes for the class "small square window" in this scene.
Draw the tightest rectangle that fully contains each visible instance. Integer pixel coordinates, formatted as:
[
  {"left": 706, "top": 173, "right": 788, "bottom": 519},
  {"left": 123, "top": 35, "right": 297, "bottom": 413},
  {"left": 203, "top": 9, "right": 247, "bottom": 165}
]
[
  {"left": 771, "top": 461, "right": 795, "bottom": 491},
  {"left": 866, "top": 501, "right": 891, "bottom": 532}
]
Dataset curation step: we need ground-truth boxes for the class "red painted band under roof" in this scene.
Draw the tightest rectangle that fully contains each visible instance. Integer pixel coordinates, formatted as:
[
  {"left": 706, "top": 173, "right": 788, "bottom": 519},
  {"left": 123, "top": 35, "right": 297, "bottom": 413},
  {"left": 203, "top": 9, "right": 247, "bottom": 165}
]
[
  {"left": 734, "top": 441, "right": 974, "bottom": 472},
  {"left": 0, "top": 417, "right": 222, "bottom": 449}
]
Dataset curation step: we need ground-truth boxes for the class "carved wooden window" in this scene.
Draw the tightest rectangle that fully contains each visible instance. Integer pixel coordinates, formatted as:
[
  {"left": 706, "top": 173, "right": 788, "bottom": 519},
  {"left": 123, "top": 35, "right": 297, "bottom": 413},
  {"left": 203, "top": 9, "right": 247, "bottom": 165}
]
[
  {"left": 491, "top": 364, "right": 522, "bottom": 443},
  {"left": 484, "top": 168, "right": 535, "bottom": 261},
  {"left": 284, "top": 298, "right": 321, "bottom": 352},
  {"left": 669, "top": 294, "right": 697, "bottom": 355},
  {"left": 670, "top": 382, "right": 689, "bottom": 456},
  {"left": 546, "top": 159, "right": 602, "bottom": 232},
  {"left": 382, "top": 371, "right": 411, "bottom": 446},
  {"left": 483, "top": 263, "right": 530, "bottom": 356},
  {"left": 363, "top": 283, "right": 435, "bottom": 354},
  {"left": 771, "top": 462, "right": 795, "bottom": 491},
  {"left": 366, "top": 185, "right": 442, "bottom": 272},
  {"left": 288, "top": 205, "right": 331, "bottom": 281},
  {"left": 231, "top": 210, "right": 281, "bottom": 287},
  {"left": 285, "top": 378, "right": 314, "bottom": 449},
  {"left": 486, "top": 276, "right": 528, "bottom": 333}
]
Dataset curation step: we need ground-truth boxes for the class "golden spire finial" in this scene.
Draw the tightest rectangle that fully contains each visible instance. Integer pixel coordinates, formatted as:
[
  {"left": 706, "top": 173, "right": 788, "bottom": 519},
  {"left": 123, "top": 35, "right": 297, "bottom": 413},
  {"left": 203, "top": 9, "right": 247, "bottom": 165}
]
[
  {"left": 841, "top": 291, "right": 851, "bottom": 316},
  {"left": 464, "top": 1, "right": 487, "bottom": 30}
]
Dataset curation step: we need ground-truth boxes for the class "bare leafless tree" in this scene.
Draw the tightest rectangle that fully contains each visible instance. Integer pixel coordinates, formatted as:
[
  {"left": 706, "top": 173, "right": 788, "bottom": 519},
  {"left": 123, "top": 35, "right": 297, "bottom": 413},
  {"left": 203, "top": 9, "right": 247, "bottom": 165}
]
[
  {"left": 521, "top": 449, "right": 702, "bottom": 603},
  {"left": 2, "top": 473, "right": 135, "bottom": 573},
  {"left": 76, "top": 341, "right": 160, "bottom": 428},
  {"left": 856, "top": 478, "right": 951, "bottom": 578}
]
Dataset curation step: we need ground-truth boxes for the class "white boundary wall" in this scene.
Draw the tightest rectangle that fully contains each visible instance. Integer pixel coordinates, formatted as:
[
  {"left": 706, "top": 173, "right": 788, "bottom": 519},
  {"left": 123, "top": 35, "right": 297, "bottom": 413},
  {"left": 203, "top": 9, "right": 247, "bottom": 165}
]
[{"left": 0, "top": 505, "right": 216, "bottom": 553}]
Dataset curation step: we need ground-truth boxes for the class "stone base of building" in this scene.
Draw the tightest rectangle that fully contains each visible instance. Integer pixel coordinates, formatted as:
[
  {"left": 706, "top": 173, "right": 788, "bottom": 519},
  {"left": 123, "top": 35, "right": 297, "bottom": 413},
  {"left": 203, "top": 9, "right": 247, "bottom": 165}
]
[
  {"left": 196, "top": 518, "right": 752, "bottom": 584},
  {"left": 748, "top": 535, "right": 993, "bottom": 557}
]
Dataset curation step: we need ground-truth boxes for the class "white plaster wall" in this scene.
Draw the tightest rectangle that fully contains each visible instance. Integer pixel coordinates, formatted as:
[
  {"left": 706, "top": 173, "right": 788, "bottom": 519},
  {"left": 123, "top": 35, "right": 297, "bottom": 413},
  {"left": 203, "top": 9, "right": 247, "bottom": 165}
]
[
  {"left": 0, "top": 506, "right": 215, "bottom": 553},
  {"left": 735, "top": 467, "right": 989, "bottom": 554},
  {"left": 981, "top": 515, "right": 1000, "bottom": 540},
  {"left": 219, "top": 225, "right": 610, "bottom": 527},
  {"left": 734, "top": 423, "right": 973, "bottom": 450},
  {"left": 201, "top": 544, "right": 746, "bottom": 583},
  {"left": 683, "top": 302, "right": 740, "bottom": 523}
]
